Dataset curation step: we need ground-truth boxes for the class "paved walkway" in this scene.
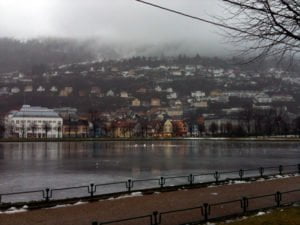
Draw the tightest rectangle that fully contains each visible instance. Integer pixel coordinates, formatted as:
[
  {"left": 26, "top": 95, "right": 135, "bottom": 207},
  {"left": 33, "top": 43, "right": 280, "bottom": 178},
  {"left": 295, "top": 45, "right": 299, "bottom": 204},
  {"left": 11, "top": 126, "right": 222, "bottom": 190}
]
[{"left": 0, "top": 176, "right": 299, "bottom": 225}]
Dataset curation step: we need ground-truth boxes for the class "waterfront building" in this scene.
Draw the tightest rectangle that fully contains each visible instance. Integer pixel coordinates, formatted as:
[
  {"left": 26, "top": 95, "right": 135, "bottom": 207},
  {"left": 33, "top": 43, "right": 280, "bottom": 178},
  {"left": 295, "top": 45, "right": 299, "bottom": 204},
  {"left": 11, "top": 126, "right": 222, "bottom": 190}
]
[{"left": 5, "top": 105, "right": 63, "bottom": 138}]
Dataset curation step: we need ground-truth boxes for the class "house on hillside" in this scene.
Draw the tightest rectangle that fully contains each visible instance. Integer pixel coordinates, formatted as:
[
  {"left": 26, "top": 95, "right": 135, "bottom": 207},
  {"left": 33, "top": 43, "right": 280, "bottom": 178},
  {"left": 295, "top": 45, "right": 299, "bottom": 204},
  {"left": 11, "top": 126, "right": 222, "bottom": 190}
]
[
  {"left": 132, "top": 98, "right": 141, "bottom": 107},
  {"left": 151, "top": 98, "right": 161, "bottom": 107}
]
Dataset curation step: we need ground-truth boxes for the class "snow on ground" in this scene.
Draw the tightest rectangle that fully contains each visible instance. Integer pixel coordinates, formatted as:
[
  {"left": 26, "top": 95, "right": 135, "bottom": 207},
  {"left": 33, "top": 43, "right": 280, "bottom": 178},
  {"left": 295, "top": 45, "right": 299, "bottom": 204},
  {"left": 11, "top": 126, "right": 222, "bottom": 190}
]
[
  {"left": 50, "top": 204, "right": 72, "bottom": 209},
  {"left": 46, "top": 201, "right": 88, "bottom": 210},
  {"left": 207, "top": 173, "right": 299, "bottom": 188},
  {"left": 108, "top": 192, "right": 143, "bottom": 200},
  {"left": 256, "top": 211, "right": 266, "bottom": 216},
  {"left": 0, "top": 205, "right": 28, "bottom": 214},
  {"left": 73, "top": 201, "right": 87, "bottom": 206}
]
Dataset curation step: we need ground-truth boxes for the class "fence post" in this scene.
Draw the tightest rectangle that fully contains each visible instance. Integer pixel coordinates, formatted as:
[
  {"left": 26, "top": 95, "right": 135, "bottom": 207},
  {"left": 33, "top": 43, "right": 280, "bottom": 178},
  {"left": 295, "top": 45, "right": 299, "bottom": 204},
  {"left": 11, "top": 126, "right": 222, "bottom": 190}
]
[
  {"left": 152, "top": 211, "right": 159, "bottom": 225},
  {"left": 45, "top": 188, "right": 50, "bottom": 202},
  {"left": 259, "top": 167, "right": 264, "bottom": 177},
  {"left": 275, "top": 191, "right": 282, "bottom": 207},
  {"left": 201, "top": 203, "right": 211, "bottom": 222},
  {"left": 278, "top": 165, "right": 283, "bottom": 176},
  {"left": 214, "top": 171, "right": 220, "bottom": 183},
  {"left": 126, "top": 179, "right": 133, "bottom": 192},
  {"left": 188, "top": 174, "right": 194, "bottom": 185},
  {"left": 159, "top": 177, "right": 165, "bottom": 188},
  {"left": 89, "top": 183, "right": 95, "bottom": 197},
  {"left": 0, "top": 194, "right": 1, "bottom": 204},
  {"left": 298, "top": 164, "right": 300, "bottom": 173},
  {"left": 239, "top": 169, "right": 244, "bottom": 180},
  {"left": 240, "top": 197, "right": 249, "bottom": 213}
]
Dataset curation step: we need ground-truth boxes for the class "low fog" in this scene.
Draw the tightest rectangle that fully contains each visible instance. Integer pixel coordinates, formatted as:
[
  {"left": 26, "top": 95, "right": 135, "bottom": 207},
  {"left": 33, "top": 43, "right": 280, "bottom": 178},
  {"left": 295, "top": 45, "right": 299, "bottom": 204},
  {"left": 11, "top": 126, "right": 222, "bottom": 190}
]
[{"left": 0, "top": 0, "right": 231, "bottom": 57}]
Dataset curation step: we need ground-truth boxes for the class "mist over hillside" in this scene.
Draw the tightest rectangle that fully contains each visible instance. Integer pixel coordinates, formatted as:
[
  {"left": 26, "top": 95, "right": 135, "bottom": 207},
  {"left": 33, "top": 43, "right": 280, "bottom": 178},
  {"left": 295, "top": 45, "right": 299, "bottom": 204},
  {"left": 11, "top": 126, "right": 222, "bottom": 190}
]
[
  {"left": 0, "top": 37, "right": 298, "bottom": 74},
  {"left": 0, "top": 37, "right": 231, "bottom": 73}
]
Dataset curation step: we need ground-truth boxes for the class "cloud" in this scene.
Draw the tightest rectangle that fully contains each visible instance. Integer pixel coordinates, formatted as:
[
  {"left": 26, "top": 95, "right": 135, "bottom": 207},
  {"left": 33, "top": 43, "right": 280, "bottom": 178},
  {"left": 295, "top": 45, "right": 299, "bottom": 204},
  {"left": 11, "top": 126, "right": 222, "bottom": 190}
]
[{"left": 0, "top": 0, "right": 230, "bottom": 56}]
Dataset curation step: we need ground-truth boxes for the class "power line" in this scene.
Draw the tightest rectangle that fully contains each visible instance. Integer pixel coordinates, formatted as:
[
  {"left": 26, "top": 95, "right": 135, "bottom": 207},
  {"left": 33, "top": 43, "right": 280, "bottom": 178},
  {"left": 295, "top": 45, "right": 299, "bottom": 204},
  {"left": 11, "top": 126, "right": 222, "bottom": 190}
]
[
  {"left": 135, "top": 0, "right": 242, "bottom": 33},
  {"left": 135, "top": 0, "right": 300, "bottom": 50}
]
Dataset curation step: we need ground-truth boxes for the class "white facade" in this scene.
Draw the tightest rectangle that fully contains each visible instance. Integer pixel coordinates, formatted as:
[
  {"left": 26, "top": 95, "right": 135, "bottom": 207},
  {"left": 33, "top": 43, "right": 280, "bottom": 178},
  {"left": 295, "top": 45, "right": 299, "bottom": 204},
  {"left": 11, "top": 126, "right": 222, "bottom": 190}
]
[
  {"left": 5, "top": 105, "right": 63, "bottom": 138},
  {"left": 191, "top": 91, "right": 206, "bottom": 98}
]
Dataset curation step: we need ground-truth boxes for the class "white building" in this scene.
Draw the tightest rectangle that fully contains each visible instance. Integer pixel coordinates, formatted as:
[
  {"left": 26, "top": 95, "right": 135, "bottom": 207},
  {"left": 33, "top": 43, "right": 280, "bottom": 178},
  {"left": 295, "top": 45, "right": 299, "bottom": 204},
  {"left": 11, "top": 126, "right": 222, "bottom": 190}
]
[
  {"left": 254, "top": 94, "right": 272, "bottom": 104},
  {"left": 167, "top": 92, "right": 178, "bottom": 99},
  {"left": 191, "top": 91, "right": 206, "bottom": 98},
  {"left": 5, "top": 105, "right": 63, "bottom": 138},
  {"left": 36, "top": 86, "right": 45, "bottom": 92}
]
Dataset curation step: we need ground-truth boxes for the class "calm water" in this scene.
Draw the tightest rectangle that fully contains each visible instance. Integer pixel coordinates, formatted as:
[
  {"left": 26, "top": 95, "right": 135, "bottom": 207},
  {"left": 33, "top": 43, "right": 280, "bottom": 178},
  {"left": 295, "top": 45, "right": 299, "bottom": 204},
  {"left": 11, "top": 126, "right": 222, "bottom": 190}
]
[{"left": 0, "top": 140, "right": 299, "bottom": 202}]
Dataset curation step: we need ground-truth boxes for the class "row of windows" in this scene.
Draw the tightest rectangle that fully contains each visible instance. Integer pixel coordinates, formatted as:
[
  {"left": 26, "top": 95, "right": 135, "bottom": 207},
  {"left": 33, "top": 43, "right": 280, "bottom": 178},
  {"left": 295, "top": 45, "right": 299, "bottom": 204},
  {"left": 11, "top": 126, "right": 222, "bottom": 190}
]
[
  {"left": 15, "top": 127, "right": 61, "bottom": 131},
  {"left": 13, "top": 120, "right": 62, "bottom": 125}
]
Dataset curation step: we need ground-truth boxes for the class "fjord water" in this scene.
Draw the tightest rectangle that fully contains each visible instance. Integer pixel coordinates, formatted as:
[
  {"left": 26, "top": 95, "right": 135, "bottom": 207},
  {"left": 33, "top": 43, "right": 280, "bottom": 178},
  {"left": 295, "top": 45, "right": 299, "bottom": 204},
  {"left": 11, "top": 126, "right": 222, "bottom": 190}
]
[{"left": 0, "top": 140, "right": 299, "bottom": 202}]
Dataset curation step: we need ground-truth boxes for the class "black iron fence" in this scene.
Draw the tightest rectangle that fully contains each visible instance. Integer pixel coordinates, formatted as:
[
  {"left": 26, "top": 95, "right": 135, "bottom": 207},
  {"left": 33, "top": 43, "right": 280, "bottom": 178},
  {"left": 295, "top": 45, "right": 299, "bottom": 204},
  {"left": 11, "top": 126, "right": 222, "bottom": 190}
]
[
  {"left": 0, "top": 164, "right": 299, "bottom": 205},
  {"left": 92, "top": 189, "right": 300, "bottom": 225}
]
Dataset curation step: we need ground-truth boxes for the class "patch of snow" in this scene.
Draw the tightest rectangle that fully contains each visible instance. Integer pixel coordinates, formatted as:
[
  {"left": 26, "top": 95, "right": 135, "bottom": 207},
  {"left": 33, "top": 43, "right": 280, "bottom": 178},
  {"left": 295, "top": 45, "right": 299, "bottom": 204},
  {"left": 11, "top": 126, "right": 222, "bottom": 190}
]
[
  {"left": 50, "top": 204, "right": 72, "bottom": 209},
  {"left": 74, "top": 201, "right": 87, "bottom": 206},
  {"left": 211, "top": 192, "right": 219, "bottom": 196},
  {"left": 257, "top": 178, "right": 266, "bottom": 182},
  {"left": 130, "top": 192, "right": 143, "bottom": 197},
  {"left": 108, "top": 192, "right": 143, "bottom": 200},
  {"left": 256, "top": 211, "right": 266, "bottom": 216},
  {"left": 0, "top": 207, "right": 28, "bottom": 214}
]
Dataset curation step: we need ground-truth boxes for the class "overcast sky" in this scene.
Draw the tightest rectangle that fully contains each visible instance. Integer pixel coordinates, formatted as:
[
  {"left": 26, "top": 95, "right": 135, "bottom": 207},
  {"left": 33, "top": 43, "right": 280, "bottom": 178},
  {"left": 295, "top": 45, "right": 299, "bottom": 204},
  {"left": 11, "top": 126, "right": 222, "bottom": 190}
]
[{"left": 0, "top": 0, "right": 231, "bottom": 56}]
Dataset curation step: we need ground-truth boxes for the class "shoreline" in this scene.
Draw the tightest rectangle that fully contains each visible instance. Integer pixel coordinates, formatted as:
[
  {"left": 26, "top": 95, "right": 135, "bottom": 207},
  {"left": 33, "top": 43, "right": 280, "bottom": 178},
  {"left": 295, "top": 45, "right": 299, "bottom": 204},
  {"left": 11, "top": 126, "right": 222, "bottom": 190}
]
[{"left": 0, "top": 136, "right": 300, "bottom": 143}]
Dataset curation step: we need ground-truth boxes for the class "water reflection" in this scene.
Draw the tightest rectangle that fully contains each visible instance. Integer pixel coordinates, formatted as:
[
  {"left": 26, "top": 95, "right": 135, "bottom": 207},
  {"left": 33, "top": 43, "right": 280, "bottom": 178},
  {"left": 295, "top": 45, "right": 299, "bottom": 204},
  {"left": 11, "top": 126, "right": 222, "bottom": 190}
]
[{"left": 0, "top": 140, "right": 299, "bottom": 193}]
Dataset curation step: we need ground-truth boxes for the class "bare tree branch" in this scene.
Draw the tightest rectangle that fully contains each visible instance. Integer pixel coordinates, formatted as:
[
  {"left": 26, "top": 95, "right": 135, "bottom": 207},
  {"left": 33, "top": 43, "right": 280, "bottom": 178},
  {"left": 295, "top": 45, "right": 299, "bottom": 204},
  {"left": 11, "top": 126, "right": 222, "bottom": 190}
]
[{"left": 135, "top": 0, "right": 300, "bottom": 61}]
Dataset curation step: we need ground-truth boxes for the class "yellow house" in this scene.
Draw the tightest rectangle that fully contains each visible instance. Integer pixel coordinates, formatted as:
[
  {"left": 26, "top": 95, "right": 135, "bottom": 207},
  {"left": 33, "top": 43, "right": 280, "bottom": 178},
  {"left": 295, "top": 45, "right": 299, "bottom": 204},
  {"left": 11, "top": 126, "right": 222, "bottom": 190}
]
[
  {"left": 151, "top": 98, "right": 161, "bottom": 107},
  {"left": 210, "top": 89, "right": 222, "bottom": 97},
  {"left": 132, "top": 98, "right": 141, "bottom": 107},
  {"left": 163, "top": 120, "right": 173, "bottom": 137}
]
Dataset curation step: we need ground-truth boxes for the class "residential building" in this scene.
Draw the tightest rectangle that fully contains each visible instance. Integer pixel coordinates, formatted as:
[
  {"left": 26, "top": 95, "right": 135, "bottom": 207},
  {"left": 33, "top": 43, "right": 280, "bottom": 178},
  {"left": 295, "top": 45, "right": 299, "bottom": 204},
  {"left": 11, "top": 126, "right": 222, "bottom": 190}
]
[
  {"left": 62, "top": 119, "right": 89, "bottom": 137},
  {"left": 191, "top": 91, "right": 206, "bottom": 98},
  {"left": 120, "top": 91, "right": 129, "bottom": 98},
  {"left": 11, "top": 87, "right": 20, "bottom": 94},
  {"left": 151, "top": 98, "right": 161, "bottom": 107},
  {"left": 132, "top": 98, "right": 141, "bottom": 107},
  {"left": 163, "top": 120, "right": 173, "bottom": 137},
  {"left": 106, "top": 90, "right": 115, "bottom": 97},
  {"left": 24, "top": 85, "right": 33, "bottom": 93},
  {"left": 36, "top": 86, "right": 45, "bottom": 92},
  {"left": 50, "top": 86, "right": 58, "bottom": 93},
  {"left": 192, "top": 101, "right": 208, "bottom": 108}
]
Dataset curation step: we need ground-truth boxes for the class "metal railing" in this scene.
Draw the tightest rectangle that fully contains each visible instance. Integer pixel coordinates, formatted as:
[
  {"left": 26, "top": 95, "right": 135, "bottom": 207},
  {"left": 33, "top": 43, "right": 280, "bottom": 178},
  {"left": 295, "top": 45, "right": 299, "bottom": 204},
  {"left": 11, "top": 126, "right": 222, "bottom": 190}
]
[
  {"left": 0, "top": 164, "right": 299, "bottom": 205},
  {"left": 91, "top": 189, "right": 300, "bottom": 225}
]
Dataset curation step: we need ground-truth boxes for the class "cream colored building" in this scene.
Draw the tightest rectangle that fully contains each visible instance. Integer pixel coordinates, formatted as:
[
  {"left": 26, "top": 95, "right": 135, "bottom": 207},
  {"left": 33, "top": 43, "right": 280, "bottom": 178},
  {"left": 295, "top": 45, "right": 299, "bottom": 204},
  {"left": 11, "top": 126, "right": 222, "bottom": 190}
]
[{"left": 5, "top": 105, "right": 63, "bottom": 138}]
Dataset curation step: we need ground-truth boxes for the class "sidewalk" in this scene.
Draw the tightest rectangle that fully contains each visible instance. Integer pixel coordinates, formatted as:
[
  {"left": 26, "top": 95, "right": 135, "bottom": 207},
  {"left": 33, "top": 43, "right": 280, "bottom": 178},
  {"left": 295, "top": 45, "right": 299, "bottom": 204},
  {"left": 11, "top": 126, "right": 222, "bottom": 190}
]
[{"left": 0, "top": 176, "right": 299, "bottom": 225}]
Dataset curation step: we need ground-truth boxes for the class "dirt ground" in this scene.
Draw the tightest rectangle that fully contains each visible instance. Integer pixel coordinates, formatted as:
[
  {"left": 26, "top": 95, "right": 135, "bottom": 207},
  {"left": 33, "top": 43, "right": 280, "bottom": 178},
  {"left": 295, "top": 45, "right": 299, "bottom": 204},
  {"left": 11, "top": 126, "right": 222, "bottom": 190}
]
[{"left": 0, "top": 176, "right": 299, "bottom": 225}]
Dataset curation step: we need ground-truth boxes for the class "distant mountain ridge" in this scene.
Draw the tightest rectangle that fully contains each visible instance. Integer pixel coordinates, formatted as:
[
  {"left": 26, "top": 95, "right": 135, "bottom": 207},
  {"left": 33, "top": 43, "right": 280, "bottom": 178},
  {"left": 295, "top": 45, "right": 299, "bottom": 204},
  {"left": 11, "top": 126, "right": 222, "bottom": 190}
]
[{"left": 0, "top": 37, "right": 298, "bottom": 73}]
